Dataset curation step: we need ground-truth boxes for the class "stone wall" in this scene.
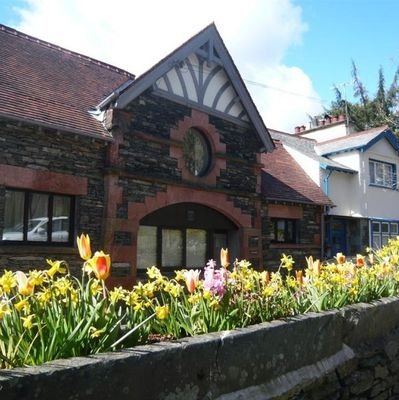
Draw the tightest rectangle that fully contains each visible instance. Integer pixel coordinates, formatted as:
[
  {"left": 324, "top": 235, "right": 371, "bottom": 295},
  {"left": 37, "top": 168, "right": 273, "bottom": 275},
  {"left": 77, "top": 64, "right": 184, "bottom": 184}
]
[
  {"left": 0, "top": 119, "right": 107, "bottom": 274},
  {"left": 2, "top": 296, "right": 399, "bottom": 400}
]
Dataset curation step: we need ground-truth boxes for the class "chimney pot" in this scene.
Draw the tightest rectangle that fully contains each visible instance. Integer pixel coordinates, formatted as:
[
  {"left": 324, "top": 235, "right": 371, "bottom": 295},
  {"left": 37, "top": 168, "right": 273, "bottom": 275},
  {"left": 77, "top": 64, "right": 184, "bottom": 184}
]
[{"left": 294, "top": 126, "right": 300, "bottom": 134}]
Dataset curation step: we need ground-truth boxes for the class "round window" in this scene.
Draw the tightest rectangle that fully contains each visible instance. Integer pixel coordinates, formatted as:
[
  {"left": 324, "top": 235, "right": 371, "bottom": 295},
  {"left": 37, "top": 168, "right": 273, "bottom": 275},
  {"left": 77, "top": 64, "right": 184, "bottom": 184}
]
[{"left": 183, "top": 128, "right": 211, "bottom": 177}]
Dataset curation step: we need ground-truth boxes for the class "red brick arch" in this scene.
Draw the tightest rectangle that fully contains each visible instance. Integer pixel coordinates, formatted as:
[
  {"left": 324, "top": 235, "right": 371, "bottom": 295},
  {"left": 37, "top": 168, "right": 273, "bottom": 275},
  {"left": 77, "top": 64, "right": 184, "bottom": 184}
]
[{"left": 129, "top": 186, "right": 252, "bottom": 228}]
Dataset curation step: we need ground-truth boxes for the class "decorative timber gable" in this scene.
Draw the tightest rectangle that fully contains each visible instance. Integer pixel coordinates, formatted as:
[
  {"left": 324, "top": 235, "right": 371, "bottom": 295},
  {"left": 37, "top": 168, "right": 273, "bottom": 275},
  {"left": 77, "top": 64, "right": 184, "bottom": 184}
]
[
  {"left": 109, "top": 23, "right": 274, "bottom": 153},
  {"left": 154, "top": 52, "right": 249, "bottom": 124}
]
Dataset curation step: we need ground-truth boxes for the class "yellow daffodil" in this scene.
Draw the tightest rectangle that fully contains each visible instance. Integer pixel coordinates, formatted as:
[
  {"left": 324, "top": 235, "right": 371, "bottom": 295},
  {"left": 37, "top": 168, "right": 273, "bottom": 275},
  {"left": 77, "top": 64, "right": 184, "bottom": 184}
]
[
  {"left": 0, "top": 270, "right": 17, "bottom": 294},
  {"left": 89, "top": 326, "right": 105, "bottom": 339},
  {"left": 77, "top": 233, "right": 92, "bottom": 261},
  {"left": 109, "top": 286, "right": 126, "bottom": 304},
  {"left": 46, "top": 259, "right": 67, "bottom": 278},
  {"left": 15, "top": 298, "right": 30, "bottom": 313},
  {"left": 155, "top": 305, "right": 169, "bottom": 320},
  {"left": 21, "top": 314, "right": 34, "bottom": 330},
  {"left": 53, "top": 277, "right": 72, "bottom": 297},
  {"left": 0, "top": 301, "right": 10, "bottom": 319},
  {"left": 35, "top": 289, "right": 52, "bottom": 305},
  {"left": 28, "top": 270, "right": 45, "bottom": 287},
  {"left": 280, "top": 254, "right": 294, "bottom": 272},
  {"left": 147, "top": 266, "right": 162, "bottom": 280}
]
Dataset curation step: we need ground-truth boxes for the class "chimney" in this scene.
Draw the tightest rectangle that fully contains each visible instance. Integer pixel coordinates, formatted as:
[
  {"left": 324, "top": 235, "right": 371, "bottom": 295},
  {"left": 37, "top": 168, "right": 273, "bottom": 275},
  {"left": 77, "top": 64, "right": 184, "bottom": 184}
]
[{"left": 294, "top": 126, "right": 301, "bottom": 134}]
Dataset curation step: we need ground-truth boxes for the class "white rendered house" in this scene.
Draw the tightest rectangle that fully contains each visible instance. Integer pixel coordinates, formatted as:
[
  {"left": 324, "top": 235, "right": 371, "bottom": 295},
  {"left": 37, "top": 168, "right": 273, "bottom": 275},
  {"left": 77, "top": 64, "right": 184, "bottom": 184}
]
[{"left": 270, "top": 121, "right": 399, "bottom": 257}]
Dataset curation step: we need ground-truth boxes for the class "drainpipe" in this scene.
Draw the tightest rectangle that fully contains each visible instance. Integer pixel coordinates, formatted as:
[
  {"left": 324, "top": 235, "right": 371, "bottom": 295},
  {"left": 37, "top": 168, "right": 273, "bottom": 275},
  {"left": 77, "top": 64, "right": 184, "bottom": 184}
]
[
  {"left": 320, "top": 205, "right": 328, "bottom": 260},
  {"left": 323, "top": 169, "right": 333, "bottom": 196},
  {"left": 322, "top": 169, "right": 333, "bottom": 260}
]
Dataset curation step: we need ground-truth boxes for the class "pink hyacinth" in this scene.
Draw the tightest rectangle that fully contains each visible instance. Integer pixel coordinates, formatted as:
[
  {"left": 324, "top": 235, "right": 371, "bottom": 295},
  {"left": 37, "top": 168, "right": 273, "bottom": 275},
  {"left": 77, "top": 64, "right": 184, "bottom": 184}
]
[{"left": 204, "top": 260, "right": 227, "bottom": 297}]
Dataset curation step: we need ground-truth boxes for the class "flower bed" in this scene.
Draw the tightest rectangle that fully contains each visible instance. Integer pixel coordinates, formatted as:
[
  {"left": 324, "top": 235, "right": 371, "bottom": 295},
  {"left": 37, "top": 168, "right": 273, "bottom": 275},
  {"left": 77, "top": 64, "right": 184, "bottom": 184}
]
[{"left": 1, "top": 234, "right": 399, "bottom": 369}]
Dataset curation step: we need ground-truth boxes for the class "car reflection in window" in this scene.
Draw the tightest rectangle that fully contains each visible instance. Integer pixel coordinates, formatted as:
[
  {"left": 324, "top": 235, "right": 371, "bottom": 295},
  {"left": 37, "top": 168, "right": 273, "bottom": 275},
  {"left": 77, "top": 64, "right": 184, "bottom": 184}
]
[{"left": 2, "top": 216, "right": 69, "bottom": 242}]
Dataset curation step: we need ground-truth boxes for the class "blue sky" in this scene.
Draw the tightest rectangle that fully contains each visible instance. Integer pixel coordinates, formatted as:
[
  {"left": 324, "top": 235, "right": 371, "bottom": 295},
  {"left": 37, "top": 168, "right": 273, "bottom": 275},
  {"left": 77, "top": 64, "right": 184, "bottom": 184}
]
[
  {"left": 290, "top": 0, "right": 399, "bottom": 104},
  {"left": 0, "top": 0, "right": 398, "bottom": 131}
]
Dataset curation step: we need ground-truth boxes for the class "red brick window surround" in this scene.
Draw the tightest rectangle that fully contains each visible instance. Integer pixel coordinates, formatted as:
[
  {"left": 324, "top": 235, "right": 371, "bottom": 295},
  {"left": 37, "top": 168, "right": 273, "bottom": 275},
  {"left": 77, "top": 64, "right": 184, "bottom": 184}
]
[{"left": 170, "top": 109, "right": 226, "bottom": 186}]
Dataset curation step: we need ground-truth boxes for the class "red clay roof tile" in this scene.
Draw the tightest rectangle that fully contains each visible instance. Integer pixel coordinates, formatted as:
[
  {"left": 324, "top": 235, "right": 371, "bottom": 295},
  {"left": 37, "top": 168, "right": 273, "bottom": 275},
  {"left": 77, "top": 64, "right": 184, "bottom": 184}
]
[{"left": 0, "top": 24, "right": 134, "bottom": 139}]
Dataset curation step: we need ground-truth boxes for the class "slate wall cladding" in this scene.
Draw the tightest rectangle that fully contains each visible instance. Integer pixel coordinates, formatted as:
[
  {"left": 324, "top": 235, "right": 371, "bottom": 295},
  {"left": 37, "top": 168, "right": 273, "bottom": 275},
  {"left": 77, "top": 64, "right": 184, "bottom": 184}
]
[
  {"left": 2, "top": 297, "right": 399, "bottom": 400},
  {"left": 262, "top": 202, "right": 323, "bottom": 270},
  {"left": 0, "top": 119, "right": 107, "bottom": 274},
  {"left": 120, "top": 93, "right": 261, "bottom": 193},
  {"left": 111, "top": 93, "right": 262, "bottom": 241}
]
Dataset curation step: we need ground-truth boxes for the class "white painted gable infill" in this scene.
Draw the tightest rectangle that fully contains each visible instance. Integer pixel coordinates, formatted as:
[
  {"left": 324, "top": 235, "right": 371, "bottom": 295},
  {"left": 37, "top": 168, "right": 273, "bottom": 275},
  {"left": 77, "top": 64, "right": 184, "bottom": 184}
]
[
  {"left": 111, "top": 23, "right": 274, "bottom": 152},
  {"left": 154, "top": 51, "right": 248, "bottom": 123}
]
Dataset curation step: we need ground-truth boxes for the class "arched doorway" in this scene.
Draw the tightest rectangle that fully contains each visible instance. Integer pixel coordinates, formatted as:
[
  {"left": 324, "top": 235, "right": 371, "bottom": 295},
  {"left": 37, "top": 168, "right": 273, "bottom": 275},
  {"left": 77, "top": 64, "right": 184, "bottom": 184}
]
[{"left": 136, "top": 203, "right": 238, "bottom": 274}]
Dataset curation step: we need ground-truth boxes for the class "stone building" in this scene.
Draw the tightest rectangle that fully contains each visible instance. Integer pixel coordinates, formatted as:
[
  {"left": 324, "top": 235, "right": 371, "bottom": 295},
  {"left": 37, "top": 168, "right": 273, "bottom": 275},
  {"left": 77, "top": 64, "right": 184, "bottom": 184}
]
[{"left": 0, "top": 23, "right": 330, "bottom": 286}]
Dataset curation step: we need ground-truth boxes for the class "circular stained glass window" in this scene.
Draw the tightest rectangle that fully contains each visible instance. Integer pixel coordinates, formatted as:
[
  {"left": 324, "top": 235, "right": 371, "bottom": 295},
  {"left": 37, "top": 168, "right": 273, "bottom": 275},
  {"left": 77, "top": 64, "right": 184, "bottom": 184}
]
[{"left": 183, "top": 128, "right": 211, "bottom": 177}]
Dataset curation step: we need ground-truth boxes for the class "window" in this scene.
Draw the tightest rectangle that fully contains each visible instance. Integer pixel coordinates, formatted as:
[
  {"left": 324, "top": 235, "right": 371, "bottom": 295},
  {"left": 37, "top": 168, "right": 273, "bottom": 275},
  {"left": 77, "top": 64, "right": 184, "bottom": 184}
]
[
  {"left": 270, "top": 219, "right": 297, "bottom": 243},
  {"left": 137, "top": 226, "right": 227, "bottom": 270},
  {"left": 183, "top": 128, "right": 211, "bottom": 177},
  {"left": 369, "top": 159, "right": 396, "bottom": 189},
  {"left": 2, "top": 189, "right": 74, "bottom": 245},
  {"left": 371, "top": 220, "right": 398, "bottom": 248}
]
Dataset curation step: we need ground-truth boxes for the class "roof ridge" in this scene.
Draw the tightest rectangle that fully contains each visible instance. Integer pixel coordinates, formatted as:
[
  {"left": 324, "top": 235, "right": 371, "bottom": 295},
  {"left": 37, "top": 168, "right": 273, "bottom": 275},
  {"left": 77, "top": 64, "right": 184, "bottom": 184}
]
[
  {"left": 317, "top": 125, "right": 389, "bottom": 145},
  {"left": 269, "top": 128, "right": 317, "bottom": 142},
  {"left": 0, "top": 23, "right": 135, "bottom": 79}
]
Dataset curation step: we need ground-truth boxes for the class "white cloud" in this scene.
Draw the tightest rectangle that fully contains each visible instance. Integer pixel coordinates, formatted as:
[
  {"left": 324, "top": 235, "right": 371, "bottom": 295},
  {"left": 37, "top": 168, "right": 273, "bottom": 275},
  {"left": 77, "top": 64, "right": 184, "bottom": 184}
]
[{"left": 14, "top": 0, "right": 323, "bottom": 132}]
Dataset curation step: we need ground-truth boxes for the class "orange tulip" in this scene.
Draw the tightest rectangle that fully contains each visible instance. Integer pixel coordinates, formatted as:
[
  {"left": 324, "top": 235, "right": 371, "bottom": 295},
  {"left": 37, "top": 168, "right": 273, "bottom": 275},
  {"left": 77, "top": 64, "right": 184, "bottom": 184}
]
[
  {"left": 220, "top": 248, "right": 229, "bottom": 268},
  {"left": 261, "top": 270, "right": 270, "bottom": 285},
  {"left": 77, "top": 234, "right": 92, "bottom": 261},
  {"left": 89, "top": 251, "right": 111, "bottom": 281},
  {"left": 336, "top": 252, "right": 346, "bottom": 264},
  {"left": 184, "top": 269, "right": 200, "bottom": 294},
  {"left": 15, "top": 271, "right": 34, "bottom": 296},
  {"left": 296, "top": 270, "right": 303, "bottom": 286},
  {"left": 306, "top": 256, "right": 321, "bottom": 275},
  {"left": 356, "top": 254, "right": 365, "bottom": 267}
]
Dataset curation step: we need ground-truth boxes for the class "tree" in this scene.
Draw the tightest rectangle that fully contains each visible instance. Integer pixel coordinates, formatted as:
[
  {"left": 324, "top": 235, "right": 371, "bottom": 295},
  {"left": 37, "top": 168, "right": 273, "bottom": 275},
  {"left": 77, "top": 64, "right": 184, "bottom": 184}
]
[{"left": 325, "top": 62, "right": 399, "bottom": 134}]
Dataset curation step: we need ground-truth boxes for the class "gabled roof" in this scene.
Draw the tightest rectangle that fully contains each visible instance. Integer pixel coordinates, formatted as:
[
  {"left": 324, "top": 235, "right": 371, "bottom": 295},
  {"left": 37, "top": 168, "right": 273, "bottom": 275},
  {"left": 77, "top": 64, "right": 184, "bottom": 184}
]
[
  {"left": 269, "top": 129, "right": 356, "bottom": 174},
  {"left": 261, "top": 141, "right": 332, "bottom": 205},
  {"left": 316, "top": 126, "right": 399, "bottom": 156},
  {"left": 112, "top": 23, "right": 274, "bottom": 152},
  {"left": 0, "top": 24, "right": 134, "bottom": 140}
]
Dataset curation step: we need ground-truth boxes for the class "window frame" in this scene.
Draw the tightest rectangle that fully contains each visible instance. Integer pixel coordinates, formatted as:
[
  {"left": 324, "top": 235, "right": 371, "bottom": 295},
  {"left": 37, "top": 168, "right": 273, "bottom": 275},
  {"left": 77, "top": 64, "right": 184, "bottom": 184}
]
[
  {"left": 137, "top": 225, "right": 228, "bottom": 271},
  {"left": 369, "top": 159, "right": 397, "bottom": 189},
  {"left": 183, "top": 127, "right": 212, "bottom": 178},
  {"left": 1, "top": 188, "right": 75, "bottom": 246},
  {"left": 270, "top": 218, "right": 298, "bottom": 244},
  {"left": 370, "top": 220, "right": 398, "bottom": 249}
]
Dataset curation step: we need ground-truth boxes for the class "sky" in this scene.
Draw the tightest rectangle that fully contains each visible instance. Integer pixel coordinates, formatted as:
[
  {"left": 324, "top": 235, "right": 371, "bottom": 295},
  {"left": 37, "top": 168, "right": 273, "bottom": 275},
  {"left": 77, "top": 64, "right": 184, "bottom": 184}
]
[{"left": 0, "top": 0, "right": 398, "bottom": 132}]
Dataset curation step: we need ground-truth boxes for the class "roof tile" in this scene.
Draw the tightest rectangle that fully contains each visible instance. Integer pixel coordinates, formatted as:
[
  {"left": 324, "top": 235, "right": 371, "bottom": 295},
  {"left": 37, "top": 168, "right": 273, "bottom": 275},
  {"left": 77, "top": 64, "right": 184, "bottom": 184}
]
[
  {"left": 0, "top": 24, "right": 134, "bottom": 139},
  {"left": 261, "top": 141, "right": 332, "bottom": 205}
]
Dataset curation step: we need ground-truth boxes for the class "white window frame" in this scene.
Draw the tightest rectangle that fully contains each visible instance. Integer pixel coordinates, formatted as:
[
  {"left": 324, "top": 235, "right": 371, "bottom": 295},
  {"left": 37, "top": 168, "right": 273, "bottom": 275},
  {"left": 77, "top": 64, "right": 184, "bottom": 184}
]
[{"left": 369, "top": 159, "right": 396, "bottom": 189}]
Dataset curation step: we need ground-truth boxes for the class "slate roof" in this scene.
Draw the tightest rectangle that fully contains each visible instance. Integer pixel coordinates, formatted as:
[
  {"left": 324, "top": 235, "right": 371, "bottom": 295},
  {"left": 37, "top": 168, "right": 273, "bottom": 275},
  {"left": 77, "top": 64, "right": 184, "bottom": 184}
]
[
  {"left": 0, "top": 24, "right": 134, "bottom": 140},
  {"left": 316, "top": 126, "right": 399, "bottom": 156},
  {"left": 261, "top": 140, "right": 332, "bottom": 205},
  {"left": 269, "top": 129, "right": 356, "bottom": 173}
]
